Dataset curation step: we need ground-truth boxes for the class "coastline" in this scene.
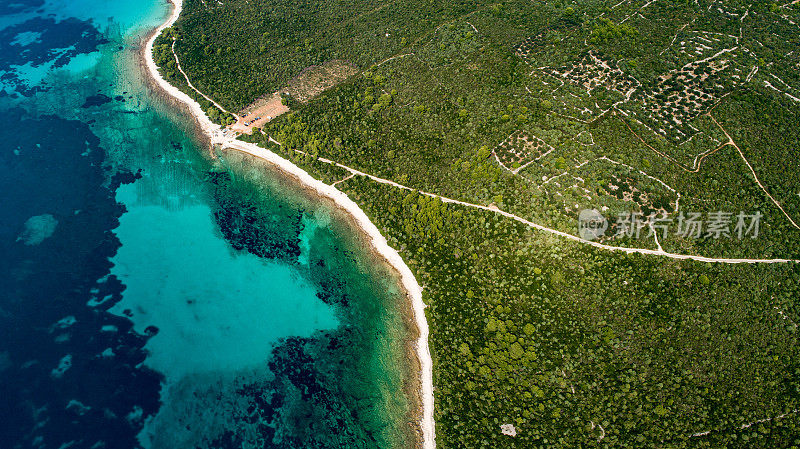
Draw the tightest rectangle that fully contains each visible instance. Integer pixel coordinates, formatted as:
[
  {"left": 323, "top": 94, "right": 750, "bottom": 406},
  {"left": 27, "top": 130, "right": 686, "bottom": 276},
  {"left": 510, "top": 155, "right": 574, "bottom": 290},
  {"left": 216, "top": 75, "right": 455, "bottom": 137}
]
[
  {"left": 217, "top": 148, "right": 425, "bottom": 445},
  {"left": 141, "top": 1, "right": 436, "bottom": 448}
]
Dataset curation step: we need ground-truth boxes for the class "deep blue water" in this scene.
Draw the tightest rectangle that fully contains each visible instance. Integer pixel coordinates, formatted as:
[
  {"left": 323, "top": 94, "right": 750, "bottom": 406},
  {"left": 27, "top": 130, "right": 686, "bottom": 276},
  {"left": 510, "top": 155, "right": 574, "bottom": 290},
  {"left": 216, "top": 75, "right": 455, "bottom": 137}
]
[{"left": 0, "top": 1, "right": 413, "bottom": 448}]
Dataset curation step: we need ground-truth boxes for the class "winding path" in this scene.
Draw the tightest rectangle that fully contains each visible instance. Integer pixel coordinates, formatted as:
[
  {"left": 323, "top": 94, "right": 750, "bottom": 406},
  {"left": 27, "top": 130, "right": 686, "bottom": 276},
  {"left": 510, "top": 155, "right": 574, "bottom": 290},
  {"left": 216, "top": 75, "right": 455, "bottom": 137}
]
[
  {"left": 217, "top": 136, "right": 800, "bottom": 265},
  {"left": 171, "top": 39, "right": 237, "bottom": 118},
  {"left": 708, "top": 114, "right": 800, "bottom": 230}
]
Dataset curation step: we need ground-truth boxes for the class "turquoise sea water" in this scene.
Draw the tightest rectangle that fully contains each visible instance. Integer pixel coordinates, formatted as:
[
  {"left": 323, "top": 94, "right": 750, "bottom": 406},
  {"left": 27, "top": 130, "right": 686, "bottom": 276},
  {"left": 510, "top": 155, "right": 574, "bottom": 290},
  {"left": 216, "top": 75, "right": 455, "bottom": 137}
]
[{"left": 0, "top": 1, "right": 415, "bottom": 448}]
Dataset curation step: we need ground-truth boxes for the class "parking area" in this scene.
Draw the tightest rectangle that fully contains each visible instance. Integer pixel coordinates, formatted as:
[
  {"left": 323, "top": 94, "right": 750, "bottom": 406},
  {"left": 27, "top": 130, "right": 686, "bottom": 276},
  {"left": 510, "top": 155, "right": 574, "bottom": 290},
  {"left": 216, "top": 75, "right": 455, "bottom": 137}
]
[{"left": 229, "top": 92, "right": 289, "bottom": 134}]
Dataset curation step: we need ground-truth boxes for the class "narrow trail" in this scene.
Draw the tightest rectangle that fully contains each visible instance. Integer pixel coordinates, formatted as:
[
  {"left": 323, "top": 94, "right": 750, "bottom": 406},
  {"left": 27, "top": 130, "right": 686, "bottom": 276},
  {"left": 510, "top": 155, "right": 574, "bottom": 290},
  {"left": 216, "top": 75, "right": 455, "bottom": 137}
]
[
  {"left": 692, "top": 409, "right": 800, "bottom": 439},
  {"left": 219, "top": 137, "right": 800, "bottom": 265},
  {"left": 620, "top": 114, "right": 725, "bottom": 173},
  {"left": 618, "top": 108, "right": 799, "bottom": 231},
  {"left": 708, "top": 114, "right": 800, "bottom": 230},
  {"left": 171, "top": 39, "right": 237, "bottom": 118},
  {"left": 373, "top": 53, "right": 415, "bottom": 68},
  {"left": 331, "top": 173, "right": 354, "bottom": 187}
]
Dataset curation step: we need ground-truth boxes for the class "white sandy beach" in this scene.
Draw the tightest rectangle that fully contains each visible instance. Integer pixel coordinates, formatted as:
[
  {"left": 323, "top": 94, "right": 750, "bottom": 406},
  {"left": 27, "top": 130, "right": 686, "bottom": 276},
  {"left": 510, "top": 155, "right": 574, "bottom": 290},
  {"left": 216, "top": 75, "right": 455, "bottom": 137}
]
[
  {"left": 143, "top": 1, "right": 436, "bottom": 447},
  {"left": 144, "top": 0, "right": 219, "bottom": 136}
]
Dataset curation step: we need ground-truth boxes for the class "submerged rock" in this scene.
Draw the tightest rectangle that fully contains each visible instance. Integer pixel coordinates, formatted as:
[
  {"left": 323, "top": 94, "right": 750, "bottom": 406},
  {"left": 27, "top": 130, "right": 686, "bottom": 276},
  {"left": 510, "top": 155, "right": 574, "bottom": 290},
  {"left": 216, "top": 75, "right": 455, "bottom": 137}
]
[
  {"left": 17, "top": 213, "right": 58, "bottom": 245},
  {"left": 81, "top": 93, "right": 112, "bottom": 108}
]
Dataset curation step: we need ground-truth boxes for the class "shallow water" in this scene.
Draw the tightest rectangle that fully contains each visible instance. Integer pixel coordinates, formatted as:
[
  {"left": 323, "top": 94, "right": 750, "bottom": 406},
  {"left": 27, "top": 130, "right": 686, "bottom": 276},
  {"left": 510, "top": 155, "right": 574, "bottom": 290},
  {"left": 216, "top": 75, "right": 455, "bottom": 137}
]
[{"left": 0, "top": 1, "right": 414, "bottom": 448}]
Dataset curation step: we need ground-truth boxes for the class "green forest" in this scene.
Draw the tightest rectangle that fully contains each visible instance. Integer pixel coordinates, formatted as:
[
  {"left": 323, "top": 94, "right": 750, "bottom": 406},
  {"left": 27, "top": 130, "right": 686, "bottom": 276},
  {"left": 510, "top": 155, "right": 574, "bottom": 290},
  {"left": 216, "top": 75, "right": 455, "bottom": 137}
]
[{"left": 161, "top": 0, "right": 800, "bottom": 447}]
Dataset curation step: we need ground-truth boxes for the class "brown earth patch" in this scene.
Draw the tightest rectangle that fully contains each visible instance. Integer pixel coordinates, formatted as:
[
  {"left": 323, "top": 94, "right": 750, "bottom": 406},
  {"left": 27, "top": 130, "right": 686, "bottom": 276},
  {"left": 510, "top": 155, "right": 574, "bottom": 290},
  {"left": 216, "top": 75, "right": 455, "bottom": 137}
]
[
  {"left": 230, "top": 60, "right": 358, "bottom": 135},
  {"left": 230, "top": 92, "right": 289, "bottom": 134},
  {"left": 283, "top": 60, "right": 359, "bottom": 103}
]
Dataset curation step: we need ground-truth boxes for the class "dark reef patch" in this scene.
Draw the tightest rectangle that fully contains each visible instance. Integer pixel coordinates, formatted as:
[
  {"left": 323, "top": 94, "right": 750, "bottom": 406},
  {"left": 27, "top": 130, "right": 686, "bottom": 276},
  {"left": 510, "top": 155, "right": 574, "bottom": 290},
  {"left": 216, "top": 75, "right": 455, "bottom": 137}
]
[
  {"left": 196, "top": 166, "right": 412, "bottom": 449},
  {"left": 0, "top": 108, "right": 161, "bottom": 449},
  {"left": 207, "top": 170, "right": 304, "bottom": 263},
  {"left": 0, "top": 0, "right": 44, "bottom": 15},
  {"left": 0, "top": 16, "right": 107, "bottom": 95},
  {"left": 81, "top": 93, "right": 112, "bottom": 108},
  {"left": 186, "top": 331, "right": 390, "bottom": 449},
  {"left": 251, "top": 331, "right": 386, "bottom": 449}
]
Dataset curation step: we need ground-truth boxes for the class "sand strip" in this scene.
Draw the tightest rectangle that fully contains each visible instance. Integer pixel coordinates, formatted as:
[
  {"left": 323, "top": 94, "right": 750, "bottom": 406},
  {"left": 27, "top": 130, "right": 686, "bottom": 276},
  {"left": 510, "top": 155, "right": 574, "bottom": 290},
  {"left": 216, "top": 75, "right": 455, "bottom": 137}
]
[{"left": 143, "top": 1, "right": 436, "bottom": 447}]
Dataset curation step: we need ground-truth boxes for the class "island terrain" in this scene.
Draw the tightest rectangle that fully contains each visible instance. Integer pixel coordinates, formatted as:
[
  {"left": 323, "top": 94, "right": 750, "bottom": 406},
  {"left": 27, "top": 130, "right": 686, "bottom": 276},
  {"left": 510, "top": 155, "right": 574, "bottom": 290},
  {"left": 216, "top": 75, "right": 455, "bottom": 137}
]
[{"left": 149, "top": 0, "right": 800, "bottom": 447}]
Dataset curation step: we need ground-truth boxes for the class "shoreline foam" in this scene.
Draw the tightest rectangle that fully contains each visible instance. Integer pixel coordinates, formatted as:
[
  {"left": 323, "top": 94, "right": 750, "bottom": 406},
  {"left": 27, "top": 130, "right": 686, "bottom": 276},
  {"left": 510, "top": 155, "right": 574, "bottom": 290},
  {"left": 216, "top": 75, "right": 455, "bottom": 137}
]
[{"left": 142, "top": 1, "right": 436, "bottom": 447}]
